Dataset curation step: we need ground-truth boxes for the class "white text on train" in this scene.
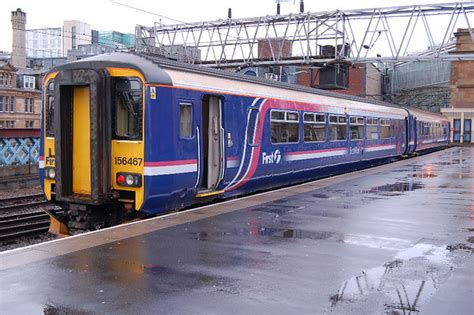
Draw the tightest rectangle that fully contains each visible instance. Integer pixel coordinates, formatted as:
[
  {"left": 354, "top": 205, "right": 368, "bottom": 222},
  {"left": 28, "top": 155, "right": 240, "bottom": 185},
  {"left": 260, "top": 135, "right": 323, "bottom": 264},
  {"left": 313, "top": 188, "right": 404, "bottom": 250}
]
[{"left": 262, "top": 150, "right": 281, "bottom": 165}]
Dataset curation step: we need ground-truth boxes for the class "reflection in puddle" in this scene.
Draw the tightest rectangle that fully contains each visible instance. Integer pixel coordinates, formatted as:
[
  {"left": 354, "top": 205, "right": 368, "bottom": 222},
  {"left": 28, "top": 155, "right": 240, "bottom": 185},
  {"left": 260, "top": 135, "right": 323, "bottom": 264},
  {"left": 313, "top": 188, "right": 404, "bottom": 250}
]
[
  {"left": 446, "top": 243, "right": 473, "bottom": 254},
  {"left": 330, "top": 244, "right": 452, "bottom": 314},
  {"left": 362, "top": 182, "right": 424, "bottom": 196},
  {"left": 411, "top": 173, "right": 437, "bottom": 179}
]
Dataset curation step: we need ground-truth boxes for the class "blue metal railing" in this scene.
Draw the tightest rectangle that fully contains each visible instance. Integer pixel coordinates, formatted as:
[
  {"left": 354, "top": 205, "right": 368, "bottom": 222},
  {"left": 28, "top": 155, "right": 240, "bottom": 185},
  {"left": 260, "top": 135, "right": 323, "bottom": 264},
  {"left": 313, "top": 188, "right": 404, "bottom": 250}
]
[{"left": 0, "top": 136, "right": 40, "bottom": 166}]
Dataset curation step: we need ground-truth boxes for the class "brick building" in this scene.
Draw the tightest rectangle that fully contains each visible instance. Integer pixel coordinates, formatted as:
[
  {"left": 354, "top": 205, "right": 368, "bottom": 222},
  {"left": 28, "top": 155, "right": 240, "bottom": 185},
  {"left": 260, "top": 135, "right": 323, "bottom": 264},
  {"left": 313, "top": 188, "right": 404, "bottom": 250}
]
[
  {"left": 296, "top": 63, "right": 383, "bottom": 100},
  {"left": 441, "top": 28, "right": 474, "bottom": 143},
  {"left": 242, "top": 39, "right": 383, "bottom": 100},
  {"left": 0, "top": 61, "right": 42, "bottom": 129}
]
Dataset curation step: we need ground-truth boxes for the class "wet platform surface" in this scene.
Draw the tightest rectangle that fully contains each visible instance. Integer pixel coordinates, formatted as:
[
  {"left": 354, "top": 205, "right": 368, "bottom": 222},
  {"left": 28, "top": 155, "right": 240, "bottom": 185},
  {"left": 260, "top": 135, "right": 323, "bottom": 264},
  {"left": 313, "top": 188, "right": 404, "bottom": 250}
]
[{"left": 1, "top": 147, "right": 473, "bottom": 314}]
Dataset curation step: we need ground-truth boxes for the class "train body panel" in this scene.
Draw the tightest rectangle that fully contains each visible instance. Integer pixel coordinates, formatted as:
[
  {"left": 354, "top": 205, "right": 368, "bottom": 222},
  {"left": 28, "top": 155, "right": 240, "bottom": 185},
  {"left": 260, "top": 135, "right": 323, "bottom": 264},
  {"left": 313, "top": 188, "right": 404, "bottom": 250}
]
[
  {"left": 139, "top": 83, "right": 413, "bottom": 215},
  {"left": 39, "top": 53, "right": 449, "bottom": 228}
]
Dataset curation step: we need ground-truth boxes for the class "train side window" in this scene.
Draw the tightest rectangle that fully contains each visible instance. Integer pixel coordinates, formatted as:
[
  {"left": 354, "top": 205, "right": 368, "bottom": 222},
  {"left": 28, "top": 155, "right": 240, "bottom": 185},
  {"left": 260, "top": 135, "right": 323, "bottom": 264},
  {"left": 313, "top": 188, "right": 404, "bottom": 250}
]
[
  {"left": 270, "top": 110, "right": 299, "bottom": 144},
  {"left": 46, "top": 80, "right": 54, "bottom": 137},
  {"left": 179, "top": 103, "right": 193, "bottom": 138},
  {"left": 113, "top": 78, "right": 143, "bottom": 140},
  {"left": 422, "top": 122, "right": 430, "bottom": 136},
  {"left": 380, "top": 119, "right": 391, "bottom": 139},
  {"left": 349, "top": 116, "right": 364, "bottom": 140},
  {"left": 304, "top": 113, "right": 326, "bottom": 142},
  {"left": 366, "top": 118, "right": 379, "bottom": 140},
  {"left": 329, "top": 114, "right": 347, "bottom": 141}
]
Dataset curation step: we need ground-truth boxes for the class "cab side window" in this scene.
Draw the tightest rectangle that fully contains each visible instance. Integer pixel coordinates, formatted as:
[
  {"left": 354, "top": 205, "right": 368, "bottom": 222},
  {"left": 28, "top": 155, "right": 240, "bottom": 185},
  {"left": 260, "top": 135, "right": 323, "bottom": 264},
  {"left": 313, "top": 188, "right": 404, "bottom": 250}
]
[
  {"left": 113, "top": 78, "right": 142, "bottom": 140},
  {"left": 179, "top": 103, "right": 193, "bottom": 138}
]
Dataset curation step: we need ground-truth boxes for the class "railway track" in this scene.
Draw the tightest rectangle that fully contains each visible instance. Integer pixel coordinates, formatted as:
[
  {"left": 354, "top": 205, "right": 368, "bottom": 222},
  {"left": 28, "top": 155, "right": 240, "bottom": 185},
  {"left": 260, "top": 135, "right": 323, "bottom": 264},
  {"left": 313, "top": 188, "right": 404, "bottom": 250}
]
[
  {"left": 0, "top": 193, "right": 48, "bottom": 212},
  {"left": 0, "top": 193, "right": 57, "bottom": 243},
  {"left": 0, "top": 211, "right": 51, "bottom": 242},
  {"left": 0, "top": 174, "right": 39, "bottom": 183}
]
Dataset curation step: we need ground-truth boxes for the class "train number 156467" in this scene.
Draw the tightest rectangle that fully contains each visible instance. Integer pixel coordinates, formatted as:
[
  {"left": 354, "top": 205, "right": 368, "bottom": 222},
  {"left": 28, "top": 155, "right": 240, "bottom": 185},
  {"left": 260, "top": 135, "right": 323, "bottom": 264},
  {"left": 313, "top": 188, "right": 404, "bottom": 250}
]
[{"left": 114, "top": 157, "right": 143, "bottom": 166}]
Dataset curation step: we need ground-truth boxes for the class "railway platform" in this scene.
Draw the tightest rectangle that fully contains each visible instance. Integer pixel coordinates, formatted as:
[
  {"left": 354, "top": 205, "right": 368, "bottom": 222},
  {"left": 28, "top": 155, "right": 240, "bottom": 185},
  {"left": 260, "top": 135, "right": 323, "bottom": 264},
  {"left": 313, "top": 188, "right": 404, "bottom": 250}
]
[{"left": 1, "top": 147, "right": 473, "bottom": 314}]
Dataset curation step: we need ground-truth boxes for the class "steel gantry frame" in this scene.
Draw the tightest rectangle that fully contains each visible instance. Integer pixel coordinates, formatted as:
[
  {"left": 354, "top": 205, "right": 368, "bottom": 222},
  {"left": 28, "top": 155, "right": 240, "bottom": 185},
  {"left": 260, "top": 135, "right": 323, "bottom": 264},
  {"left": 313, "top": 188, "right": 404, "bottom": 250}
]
[{"left": 135, "top": 2, "right": 474, "bottom": 67}]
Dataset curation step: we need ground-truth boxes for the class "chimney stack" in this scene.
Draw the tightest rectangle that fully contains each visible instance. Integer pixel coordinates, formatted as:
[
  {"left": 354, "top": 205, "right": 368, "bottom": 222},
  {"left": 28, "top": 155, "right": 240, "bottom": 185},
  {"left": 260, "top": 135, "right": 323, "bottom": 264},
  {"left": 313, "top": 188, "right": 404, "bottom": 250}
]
[{"left": 11, "top": 8, "right": 26, "bottom": 68}]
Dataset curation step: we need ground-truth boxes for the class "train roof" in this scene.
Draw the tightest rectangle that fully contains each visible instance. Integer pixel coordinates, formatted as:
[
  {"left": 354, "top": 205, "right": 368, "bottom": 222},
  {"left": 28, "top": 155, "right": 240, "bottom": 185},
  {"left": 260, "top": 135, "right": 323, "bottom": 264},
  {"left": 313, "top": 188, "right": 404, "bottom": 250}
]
[
  {"left": 48, "top": 53, "right": 173, "bottom": 85},
  {"left": 48, "top": 52, "right": 447, "bottom": 120}
]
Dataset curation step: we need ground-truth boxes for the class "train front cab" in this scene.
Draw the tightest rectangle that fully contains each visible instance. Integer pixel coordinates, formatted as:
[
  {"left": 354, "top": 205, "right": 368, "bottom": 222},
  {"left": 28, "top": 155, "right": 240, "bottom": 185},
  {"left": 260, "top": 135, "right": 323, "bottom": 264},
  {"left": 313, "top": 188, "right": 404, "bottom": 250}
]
[{"left": 41, "top": 65, "right": 147, "bottom": 230}]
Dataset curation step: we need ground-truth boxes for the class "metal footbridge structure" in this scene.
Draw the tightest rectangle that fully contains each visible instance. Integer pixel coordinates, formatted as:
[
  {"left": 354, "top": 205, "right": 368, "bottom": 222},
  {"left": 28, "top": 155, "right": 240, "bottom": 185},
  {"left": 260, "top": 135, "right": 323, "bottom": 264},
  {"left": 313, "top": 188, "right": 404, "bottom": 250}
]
[{"left": 135, "top": 2, "right": 474, "bottom": 67}]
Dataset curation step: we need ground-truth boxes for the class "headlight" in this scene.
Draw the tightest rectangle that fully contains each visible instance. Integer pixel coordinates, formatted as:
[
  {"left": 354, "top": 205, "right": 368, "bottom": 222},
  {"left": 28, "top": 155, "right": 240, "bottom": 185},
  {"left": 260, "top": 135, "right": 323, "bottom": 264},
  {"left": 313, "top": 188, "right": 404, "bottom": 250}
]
[
  {"left": 125, "top": 175, "right": 135, "bottom": 186},
  {"left": 45, "top": 167, "right": 56, "bottom": 179},
  {"left": 116, "top": 173, "right": 142, "bottom": 187}
]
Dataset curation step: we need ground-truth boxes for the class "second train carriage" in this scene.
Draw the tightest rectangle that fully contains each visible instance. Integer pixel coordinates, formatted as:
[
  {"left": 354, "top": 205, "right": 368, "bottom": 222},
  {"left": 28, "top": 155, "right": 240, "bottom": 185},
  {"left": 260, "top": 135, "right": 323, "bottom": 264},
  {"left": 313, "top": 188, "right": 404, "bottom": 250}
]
[{"left": 40, "top": 53, "right": 449, "bottom": 229}]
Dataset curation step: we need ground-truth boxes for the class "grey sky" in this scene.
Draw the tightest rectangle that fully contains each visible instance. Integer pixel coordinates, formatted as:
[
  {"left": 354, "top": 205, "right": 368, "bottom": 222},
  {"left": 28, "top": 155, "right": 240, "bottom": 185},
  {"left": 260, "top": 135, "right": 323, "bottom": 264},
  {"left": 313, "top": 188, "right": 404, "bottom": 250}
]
[{"left": 0, "top": 0, "right": 470, "bottom": 52}]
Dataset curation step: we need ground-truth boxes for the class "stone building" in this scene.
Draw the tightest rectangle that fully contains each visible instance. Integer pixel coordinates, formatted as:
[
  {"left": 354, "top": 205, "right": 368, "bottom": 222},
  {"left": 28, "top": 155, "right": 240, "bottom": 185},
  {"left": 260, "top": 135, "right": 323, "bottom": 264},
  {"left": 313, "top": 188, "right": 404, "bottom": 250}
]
[
  {"left": 441, "top": 28, "right": 474, "bottom": 143},
  {"left": 0, "top": 61, "right": 42, "bottom": 129}
]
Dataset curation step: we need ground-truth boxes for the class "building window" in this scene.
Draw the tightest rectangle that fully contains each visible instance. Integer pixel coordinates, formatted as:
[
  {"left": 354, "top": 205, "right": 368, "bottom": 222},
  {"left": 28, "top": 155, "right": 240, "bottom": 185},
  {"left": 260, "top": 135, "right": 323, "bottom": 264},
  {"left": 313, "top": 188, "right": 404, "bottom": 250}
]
[
  {"left": 24, "top": 98, "right": 34, "bottom": 113},
  {"left": 0, "top": 121, "right": 3, "bottom": 128},
  {"left": 3, "top": 96, "right": 10, "bottom": 113},
  {"left": 270, "top": 110, "right": 300, "bottom": 144},
  {"left": 5, "top": 120, "right": 15, "bottom": 128},
  {"left": 350, "top": 116, "right": 364, "bottom": 140},
  {"left": 0, "top": 96, "right": 3, "bottom": 112},
  {"left": 24, "top": 76, "right": 35, "bottom": 89},
  {"left": 366, "top": 118, "right": 379, "bottom": 140},
  {"left": 303, "top": 112, "right": 326, "bottom": 142},
  {"left": 10, "top": 96, "right": 14, "bottom": 112},
  {"left": 72, "top": 26, "right": 77, "bottom": 49},
  {"left": 179, "top": 103, "right": 193, "bottom": 138},
  {"left": 329, "top": 114, "right": 347, "bottom": 141},
  {"left": 25, "top": 120, "right": 34, "bottom": 128}
]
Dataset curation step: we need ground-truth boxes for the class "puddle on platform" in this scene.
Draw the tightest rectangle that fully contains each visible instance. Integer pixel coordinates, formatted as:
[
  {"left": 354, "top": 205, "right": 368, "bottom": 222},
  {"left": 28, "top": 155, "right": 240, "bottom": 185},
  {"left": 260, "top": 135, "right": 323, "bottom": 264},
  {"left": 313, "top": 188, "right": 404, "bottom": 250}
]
[
  {"left": 251, "top": 205, "right": 300, "bottom": 216},
  {"left": 44, "top": 303, "right": 94, "bottom": 315},
  {"left": 433, "top": 159, "right": 466, "bottom": 166},
  {"left": 362, "top": 182, "right": 425, "bottom": 196},
  {"left": 272, "top": 199, "right": 290, "bottom": 204},
  {"left": 312, "top": 193, "right": 331, "bottom": 199},
  {"left": 259, "top": 227, "right": 336, "bottom": 241},
  {"left": 330, "top": 243, "right": 453, "bottom": 314}
]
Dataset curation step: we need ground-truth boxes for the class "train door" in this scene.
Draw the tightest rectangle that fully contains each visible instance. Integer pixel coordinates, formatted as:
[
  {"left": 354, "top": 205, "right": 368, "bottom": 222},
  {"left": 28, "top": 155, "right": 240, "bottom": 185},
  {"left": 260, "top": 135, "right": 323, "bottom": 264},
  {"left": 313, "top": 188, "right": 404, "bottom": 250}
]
[
  {"left": 72, "top": 86, "right": 91, "bottom": 195},
  {"left": 403, "top": 117, "right": 409, "bottom": 155},
  {"left": 463, "top": 119, "right": 471, "bottom": 143},
  {"left": 453, "top": 119, "right": 461, "bottom": 142},
  {"left": 198, "top": 95, "right": 224, "bottom": 194},
  {"left": 413, "top": 118, "right": 418, "bottom": 151}
]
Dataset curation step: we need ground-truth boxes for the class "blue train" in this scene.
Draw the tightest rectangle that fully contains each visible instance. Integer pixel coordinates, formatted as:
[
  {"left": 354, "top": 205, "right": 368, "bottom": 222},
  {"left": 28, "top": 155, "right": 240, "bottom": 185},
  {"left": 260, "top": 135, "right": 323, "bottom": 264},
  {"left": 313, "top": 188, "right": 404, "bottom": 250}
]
[{"left": 40, "top": 53, "right": 449, "bottom": 230}]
